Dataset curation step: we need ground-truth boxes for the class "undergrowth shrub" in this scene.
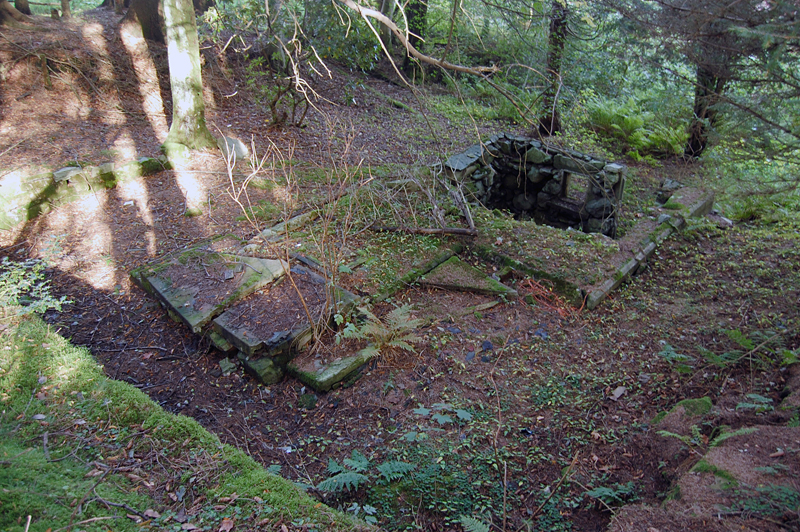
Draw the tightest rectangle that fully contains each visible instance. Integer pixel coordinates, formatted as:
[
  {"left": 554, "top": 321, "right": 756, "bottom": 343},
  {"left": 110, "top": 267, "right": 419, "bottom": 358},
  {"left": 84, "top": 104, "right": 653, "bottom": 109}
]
[
  {"left": 0, "top": 257, "right": 70, "bottom": 320},
  {"left": 580, "top": 89, "right": 688, "bottom": 158}
]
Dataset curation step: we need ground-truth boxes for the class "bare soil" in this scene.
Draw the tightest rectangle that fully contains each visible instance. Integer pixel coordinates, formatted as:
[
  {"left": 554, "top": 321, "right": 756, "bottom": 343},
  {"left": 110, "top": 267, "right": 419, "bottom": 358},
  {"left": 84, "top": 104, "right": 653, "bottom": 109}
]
[{"left": 2, "top": 9, "right": 799, "bottom": 532}]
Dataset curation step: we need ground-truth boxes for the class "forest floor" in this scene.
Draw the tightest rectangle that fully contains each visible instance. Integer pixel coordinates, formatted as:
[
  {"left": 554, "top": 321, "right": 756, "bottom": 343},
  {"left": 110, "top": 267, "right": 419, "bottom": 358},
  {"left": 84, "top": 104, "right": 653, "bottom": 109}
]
[{"left": 1, "top": 8, "right": 799, "bottom": 532}]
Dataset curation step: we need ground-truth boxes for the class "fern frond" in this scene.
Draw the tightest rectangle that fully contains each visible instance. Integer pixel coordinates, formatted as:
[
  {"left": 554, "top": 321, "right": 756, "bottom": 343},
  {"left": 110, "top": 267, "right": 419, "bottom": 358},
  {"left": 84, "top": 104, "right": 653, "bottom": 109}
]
[
  {"left": 343, "top": 450, "right": 370, "bottom": 472},
  {"left": 377, "top": 460, "right": 416, "bottom": 481},
  {"left": 316, "top": 471, "right": 368, "bottom": 493},
  {"left": 458, "top": 515, "right": 491, "bottom": 532},
  {"left": 710, "top": 427, "right": 758, "bottom": 447},
  {"left": 327, "top": 458, "right": 344, "bottom": 475}
]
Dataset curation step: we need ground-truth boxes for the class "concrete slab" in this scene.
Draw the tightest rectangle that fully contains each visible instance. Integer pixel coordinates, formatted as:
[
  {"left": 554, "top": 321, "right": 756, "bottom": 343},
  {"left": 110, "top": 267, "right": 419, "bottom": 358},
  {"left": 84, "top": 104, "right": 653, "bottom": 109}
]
[{"left": 419, "top": 255, "right": 518, "bottom": 298}]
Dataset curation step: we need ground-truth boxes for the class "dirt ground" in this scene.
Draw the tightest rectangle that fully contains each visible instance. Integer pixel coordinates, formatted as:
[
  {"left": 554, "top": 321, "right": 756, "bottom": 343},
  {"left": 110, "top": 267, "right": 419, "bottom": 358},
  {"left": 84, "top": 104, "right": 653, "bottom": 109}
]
[{"left": 2, "top": 8, "right": 799, "bottom": 532}]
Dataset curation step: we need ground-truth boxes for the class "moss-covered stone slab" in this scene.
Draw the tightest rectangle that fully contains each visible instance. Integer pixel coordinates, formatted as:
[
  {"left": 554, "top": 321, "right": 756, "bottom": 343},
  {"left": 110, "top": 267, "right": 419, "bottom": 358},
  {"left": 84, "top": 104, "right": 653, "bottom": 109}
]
[
  {"left": 419, "top": 255, "right": 518, "bottom": 298},
  {"left": 238, "top": 352, "right": 284, "bottom": 385},
  {"left": 288, "top": 349, "right": 374, "bottom": 392},
  {"left": 211, "top": 266, "right": 359, "bottom": 360},
  {"left": 135, "top": 251, "right": 288, "bottom": 333}
]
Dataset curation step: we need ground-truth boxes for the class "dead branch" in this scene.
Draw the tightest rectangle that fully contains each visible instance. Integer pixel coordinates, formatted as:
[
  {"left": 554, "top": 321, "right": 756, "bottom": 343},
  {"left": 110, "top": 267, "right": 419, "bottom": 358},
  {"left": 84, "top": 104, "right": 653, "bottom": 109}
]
[
  {"left": 337, "top": 0, "right": 498, "bottom": 77},
  {"left": 371, "top": 225, "right": 478, "bottom": 237}
]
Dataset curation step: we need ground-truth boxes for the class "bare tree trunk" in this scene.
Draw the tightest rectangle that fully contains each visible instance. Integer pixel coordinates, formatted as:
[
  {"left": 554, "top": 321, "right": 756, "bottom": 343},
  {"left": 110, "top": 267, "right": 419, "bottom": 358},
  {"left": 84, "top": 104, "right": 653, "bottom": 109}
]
[
  {"left": 60, "top": 0, "right": 70, "bottom": 19},
  {"left": 14, "top": 0, "right": 30, "bottom": 16},
  {"left": 402, "top": 0, "right": 428, "bottom": 73},
  {"left": 162, "top": 0, "right": 216, "bottom": 150},
  {"left": 539, "top": 0, "right": 568, "bottom": 137},
  {"left": 379, "top": 0, "right": 395, "bottom": 53},
  {"left": 685, "top": 65, "right": 727, "bottom": 158},
  {"left": 124, "top": 0, "right": 164, "bottom": 42},
  {"left": 0, "top": 0, "right": 30, "bottom": 25}
]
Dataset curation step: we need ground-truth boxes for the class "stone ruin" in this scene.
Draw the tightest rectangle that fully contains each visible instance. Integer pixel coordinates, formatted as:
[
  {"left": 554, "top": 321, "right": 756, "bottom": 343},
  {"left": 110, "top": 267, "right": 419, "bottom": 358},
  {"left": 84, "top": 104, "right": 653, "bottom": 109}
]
[{"left": 442, "top": 133, "right": 627, "bottom": 237}]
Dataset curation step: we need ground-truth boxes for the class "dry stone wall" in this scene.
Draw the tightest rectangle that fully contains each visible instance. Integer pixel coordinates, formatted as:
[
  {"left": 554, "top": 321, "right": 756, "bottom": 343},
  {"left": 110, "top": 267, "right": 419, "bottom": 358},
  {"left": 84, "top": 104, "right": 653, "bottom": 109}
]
[{"left": 442, "top": 133, "right": 627, "bottom": 237}]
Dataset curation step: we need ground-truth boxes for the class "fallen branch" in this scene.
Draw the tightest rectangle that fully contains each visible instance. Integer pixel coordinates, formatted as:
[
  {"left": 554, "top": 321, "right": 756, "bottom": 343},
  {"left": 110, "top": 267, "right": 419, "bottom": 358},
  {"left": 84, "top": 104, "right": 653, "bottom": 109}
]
[{"left": 371, "top": 225, "right": 478, "bottom": 237}]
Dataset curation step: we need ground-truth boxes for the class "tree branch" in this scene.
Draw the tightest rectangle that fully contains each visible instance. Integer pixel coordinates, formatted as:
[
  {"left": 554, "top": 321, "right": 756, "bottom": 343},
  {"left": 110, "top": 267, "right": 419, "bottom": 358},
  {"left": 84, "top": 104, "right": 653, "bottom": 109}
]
[{"left": 336, "top": 0, "right": 499, "bottom": 77}]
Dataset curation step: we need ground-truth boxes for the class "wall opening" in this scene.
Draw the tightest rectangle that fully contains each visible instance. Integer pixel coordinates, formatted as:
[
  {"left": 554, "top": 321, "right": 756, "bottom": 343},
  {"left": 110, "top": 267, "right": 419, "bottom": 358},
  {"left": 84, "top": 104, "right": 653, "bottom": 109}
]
[{"left": 443, "top": 134, "right": 626, "bottom": 238}]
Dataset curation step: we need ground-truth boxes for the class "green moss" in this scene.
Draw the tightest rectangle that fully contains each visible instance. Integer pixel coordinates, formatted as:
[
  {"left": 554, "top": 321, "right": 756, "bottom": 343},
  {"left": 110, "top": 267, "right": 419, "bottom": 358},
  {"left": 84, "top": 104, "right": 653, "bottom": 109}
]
[
  {"left": 675, "top": 397, "right": 713, "bottom": 417},
  {"left": 692, "top": 460, "right": 738, "bottom": 487},
  {"left": 652, "top": 411, "right": 668, "bottom": 425},
  {"left": 0, "top": 315, "right": 363, "bottom": 531}
]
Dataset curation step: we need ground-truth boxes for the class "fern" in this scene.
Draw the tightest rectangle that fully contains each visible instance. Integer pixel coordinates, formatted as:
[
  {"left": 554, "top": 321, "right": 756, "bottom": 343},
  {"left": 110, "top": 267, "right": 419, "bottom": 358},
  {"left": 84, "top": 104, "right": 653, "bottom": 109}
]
[
  {"left": 327, "top": 458, "right": 345, "bottom": 475},
  {"left": 339, "top": 304, "right": 423, "bottom": 358},
  {"left": 458, "top": 515, "right": 491, "bottom": 532},
  {"left": 710, "top": 427, "right": 758, "bottom": 447},
  {"left": 377, "top": 460, "right": 416, "bottom": 482},
  {"left": 316, "top": 471, "right": 368, "bottom": 493},
  {"left": 343, "top": 450, "right": 370, "bottom": 472}
]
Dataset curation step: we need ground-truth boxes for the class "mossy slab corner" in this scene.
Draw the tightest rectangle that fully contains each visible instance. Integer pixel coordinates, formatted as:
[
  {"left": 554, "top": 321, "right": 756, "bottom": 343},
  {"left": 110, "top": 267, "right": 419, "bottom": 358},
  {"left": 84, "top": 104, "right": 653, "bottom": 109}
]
[
  {"left": 419, "top": 255, "right": 518, "bottom": 298},
  {"left": 289, "top": 348, "right": 374, "bottom": 392},
  {"left": 133, "top": 251, "right": 288, "bottom": 333}
]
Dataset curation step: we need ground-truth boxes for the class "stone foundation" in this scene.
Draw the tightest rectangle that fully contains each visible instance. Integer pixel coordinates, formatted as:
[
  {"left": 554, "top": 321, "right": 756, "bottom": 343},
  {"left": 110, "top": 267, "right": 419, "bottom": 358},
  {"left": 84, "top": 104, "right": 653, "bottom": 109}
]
[{"left": 441, "top": 133, "right": 626, "bottom": 237}]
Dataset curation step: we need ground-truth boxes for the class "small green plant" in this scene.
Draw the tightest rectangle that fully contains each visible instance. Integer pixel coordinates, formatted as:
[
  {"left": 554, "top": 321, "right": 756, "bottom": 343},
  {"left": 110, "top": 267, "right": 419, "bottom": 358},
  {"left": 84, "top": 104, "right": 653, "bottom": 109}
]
[
  {"left": 0, "top": 257, "right": 70, "bottom": 319},
  {"left": 335, "top": 304, "right": 423, "bottom": 359},
  {"left": 723, "top": 484, "right": 800, "bottom": 526},
  {"left": 585, "top": 481, "right": 640, "bottom": 508},
  {"left": 657, "top": 342, "right": 694, "bottom": 373},
  {"left": 736, "top": 394, "right": 774, "bottom": 413},
  {"left": 658, "top": 425, "right": 758, "bottom": 455}
]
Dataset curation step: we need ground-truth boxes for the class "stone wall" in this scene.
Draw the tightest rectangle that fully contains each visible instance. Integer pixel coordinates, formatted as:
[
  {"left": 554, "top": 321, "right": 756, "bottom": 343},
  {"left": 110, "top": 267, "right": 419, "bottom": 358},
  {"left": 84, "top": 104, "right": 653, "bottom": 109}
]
[{"left": 442, "top": 133, "right": 627, "bottom": 237}]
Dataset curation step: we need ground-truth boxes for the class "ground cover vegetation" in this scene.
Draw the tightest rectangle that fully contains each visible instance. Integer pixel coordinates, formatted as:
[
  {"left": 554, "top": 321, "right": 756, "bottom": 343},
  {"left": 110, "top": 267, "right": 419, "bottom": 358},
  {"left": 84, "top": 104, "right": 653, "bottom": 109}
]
[{"left": 0, "top": 0, "right": 799, "bottom": 531}]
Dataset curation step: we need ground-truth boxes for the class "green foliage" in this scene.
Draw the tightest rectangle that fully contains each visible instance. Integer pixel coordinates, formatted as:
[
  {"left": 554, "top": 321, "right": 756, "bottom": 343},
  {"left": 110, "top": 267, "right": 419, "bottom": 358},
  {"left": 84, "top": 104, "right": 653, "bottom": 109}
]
[
  {"left": 585, "top": 481, "right": 640, "bottom": 507},
  {"left": 458, "top": 515, "right": 491, "bottom": 532},
  {"left": 316, "top": 451, "right": 415, "bottom": 496},
  {"left": 0, "top": 257, "right": 70, "bottom": 319},
  {"left": 317, "top": 471, "right": 369, "bottom": 493},
  {"left": 657, "top": 342, "right": 693, "bottom": 373},
  {"left": 723, "top": 484, "right": 800, "bottom": 524},
  {"left": 336, "top": 304, "right": 423, "bottom": 358},
  {"left": 581, "top": 90, "right": 688, "bottom": 157},
  {"left": 735, "top": 394, "right": 774, "bottom": 413}
]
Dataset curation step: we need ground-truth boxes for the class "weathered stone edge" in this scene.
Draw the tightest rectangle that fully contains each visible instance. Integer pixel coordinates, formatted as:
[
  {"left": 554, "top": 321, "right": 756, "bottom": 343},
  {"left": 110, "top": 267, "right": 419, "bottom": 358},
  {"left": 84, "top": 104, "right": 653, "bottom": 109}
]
[
  {"left": 0, "top": 156, "right": 172, "bottom": 230},
  {"left": 585, "top": 191, "right": 716, "bottom": 310}
]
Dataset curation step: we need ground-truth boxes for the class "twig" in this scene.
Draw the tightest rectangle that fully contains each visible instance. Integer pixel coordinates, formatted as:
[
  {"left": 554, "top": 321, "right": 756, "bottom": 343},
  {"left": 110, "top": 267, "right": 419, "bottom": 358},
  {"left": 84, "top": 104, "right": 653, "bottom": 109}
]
[
  {"left": 65, "top": 468, "right": 112, "bottom": 531},
  {"left": 23, "top": 516, "right": 31, "bottom": 532},
  {"left": 53, "top": 516, "right": 120, "bottom": 532},
  {"left": 42, "top": 432, "right": 49, "bottom": 461},
  {"left": 531, "top": 452, "right": 579, "bottom": 519},
  {"left": 90, "top": 491, "right": 146, "bottom": 518}
]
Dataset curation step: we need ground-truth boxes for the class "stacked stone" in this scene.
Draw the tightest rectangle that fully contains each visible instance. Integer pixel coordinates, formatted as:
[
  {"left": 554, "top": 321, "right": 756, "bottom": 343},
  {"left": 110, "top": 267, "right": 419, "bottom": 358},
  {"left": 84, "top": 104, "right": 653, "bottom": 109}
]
[{"left": 441, "top": 133, "right": 626, "bottom": 237}]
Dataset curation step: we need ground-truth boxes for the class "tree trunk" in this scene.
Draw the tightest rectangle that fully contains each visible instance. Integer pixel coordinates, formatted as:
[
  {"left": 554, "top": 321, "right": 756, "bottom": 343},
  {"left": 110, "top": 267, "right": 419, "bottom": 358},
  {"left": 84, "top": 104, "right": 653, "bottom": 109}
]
[
  {"left": 14, "top": 0, "right": 30, "bottom": 16},
  {"left": 685, "top": 65, "right": 727, "bottom": 158},
  {"left": 0, "top": 0, "right": 30, "bottom": 25},
  {"left": 162, "top": 0, "right": 216, "bottom": 150},
  {"left": 538, "top": 0, "right": 568, "bottom": 137},
  {"left": 124, "top": 0, "right": 164, "bottom": 43},
  {"left": 402, "top": 0, "right": 428, "bottom": 73},
  {"left": 60, "top": 0, "right": 70, "bottom": 18},
  {"left": 378, "top": 0, "right": 395, "bottom": 53}
]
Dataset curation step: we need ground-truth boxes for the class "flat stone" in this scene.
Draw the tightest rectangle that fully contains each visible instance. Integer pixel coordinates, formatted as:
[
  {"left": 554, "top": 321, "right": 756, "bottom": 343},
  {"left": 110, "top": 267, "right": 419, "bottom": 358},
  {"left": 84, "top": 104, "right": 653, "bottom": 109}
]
[
  {"left": 289, "top": 348, "right": 373, "bottom": 392},
  {"left": 137, "top": 251, "right": 288, "bottom": 333},
  {"left": 419, "top": 256, "right": 517, "bottom": 298},
  {"left": 445, "top": 144, "right": 484, "bottom": 172},
  {"left": 239, "top": 352, "right": 284, "bottom": 384},
  {"left": 525, "top": 147, "right": 550, "bottom": 164},
  {"left": 553, "top": 154, "right": 604, "bottom": 174},
  {"left": 218, "top": 135, "right": 250, "bottom": 163},
  {"left": 53, "top": 167, "right": 83, "bottom": 183}
]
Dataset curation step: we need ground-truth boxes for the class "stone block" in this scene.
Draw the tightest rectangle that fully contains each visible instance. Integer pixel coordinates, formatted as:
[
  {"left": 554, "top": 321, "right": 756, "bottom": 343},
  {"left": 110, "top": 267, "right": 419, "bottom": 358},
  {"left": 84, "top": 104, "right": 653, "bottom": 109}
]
[
  {"left": 525, "top": 146, "right": 550, "bottom": 164},
  {"left": 239, "top": 353, "right": 284, "bottom": 385},
  {"left": 289, "top": 349, "right": 374, "bottom": 392},
  {"left": 553, "top": 154, "right": 604, "bottom": 174}
]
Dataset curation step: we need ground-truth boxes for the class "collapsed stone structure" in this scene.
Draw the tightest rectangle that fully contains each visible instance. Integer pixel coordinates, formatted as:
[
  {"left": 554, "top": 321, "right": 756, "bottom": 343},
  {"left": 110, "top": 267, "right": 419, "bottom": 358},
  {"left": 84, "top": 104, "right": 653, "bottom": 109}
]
[{"left": 442, "top": 133, "right": 627, "bottom": 237}]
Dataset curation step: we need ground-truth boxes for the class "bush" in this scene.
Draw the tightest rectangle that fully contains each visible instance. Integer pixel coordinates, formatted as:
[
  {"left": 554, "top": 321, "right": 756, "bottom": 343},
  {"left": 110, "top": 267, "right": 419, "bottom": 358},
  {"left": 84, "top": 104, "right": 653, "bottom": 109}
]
[{"left": 0, "top": 257, "right": 69, "bottom": 319}]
